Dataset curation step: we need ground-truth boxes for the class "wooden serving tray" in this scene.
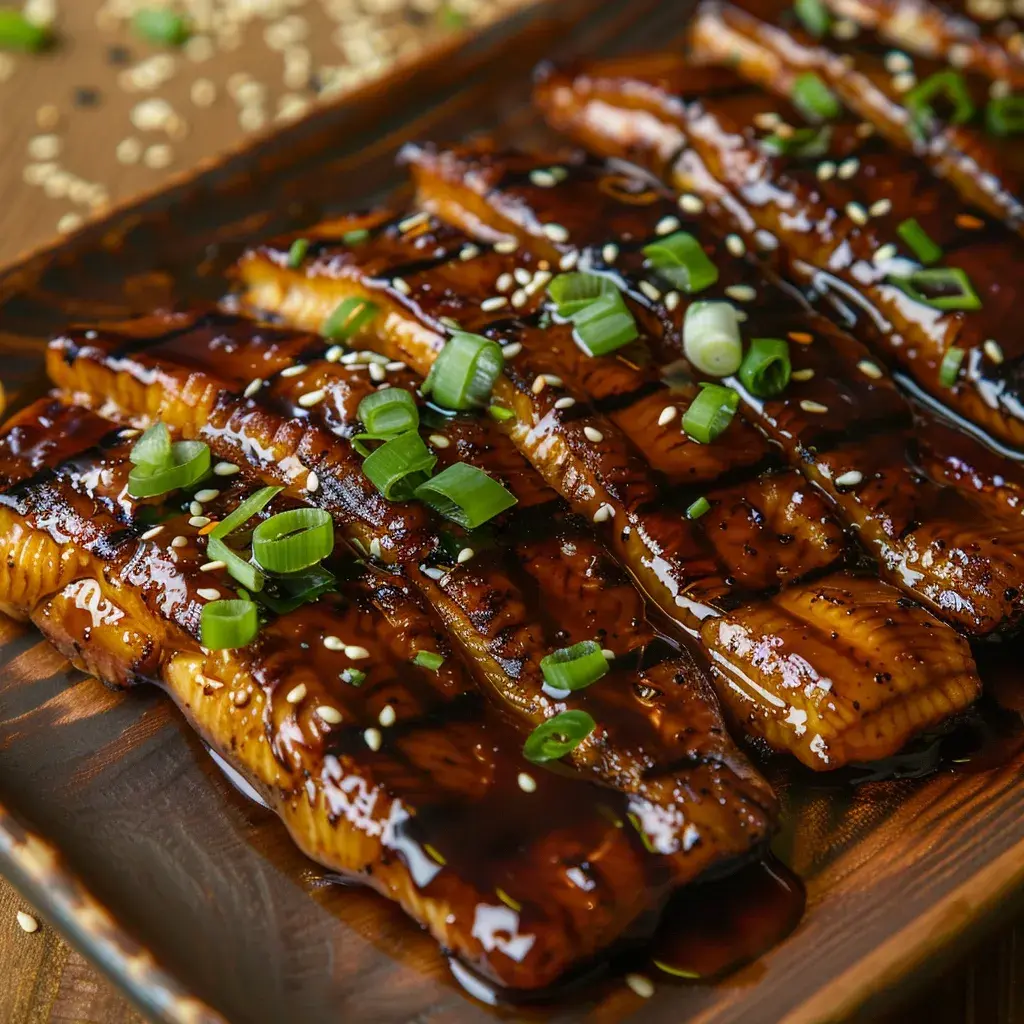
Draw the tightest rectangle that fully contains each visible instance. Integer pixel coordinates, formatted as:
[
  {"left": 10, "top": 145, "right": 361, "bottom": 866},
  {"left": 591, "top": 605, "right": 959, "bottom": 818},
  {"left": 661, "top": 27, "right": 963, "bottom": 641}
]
[{"left": 2, "top": 1, "right": 1024, "bottom": 1020}]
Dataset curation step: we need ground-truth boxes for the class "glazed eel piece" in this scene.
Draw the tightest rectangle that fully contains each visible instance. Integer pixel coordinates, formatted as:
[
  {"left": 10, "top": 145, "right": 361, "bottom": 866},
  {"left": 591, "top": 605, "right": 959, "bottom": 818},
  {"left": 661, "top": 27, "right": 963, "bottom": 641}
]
[
  {"left": 0, "top": 398, "right": 754, "bottom": 992},
  {"left": 536, "top": 56, "right": 1024, "bottom": 452},
  {"left": 45, "top": 311, "right": 778, "bottom": 854},
  {"left": 233, "top": 174, "right": 980, "bottom": 770},
  {"left": 689, "top": 0, "right": 1024, "bottom": 235},
  {"left": 819, "top": 0, "right": 1024, "bottom": 88}
]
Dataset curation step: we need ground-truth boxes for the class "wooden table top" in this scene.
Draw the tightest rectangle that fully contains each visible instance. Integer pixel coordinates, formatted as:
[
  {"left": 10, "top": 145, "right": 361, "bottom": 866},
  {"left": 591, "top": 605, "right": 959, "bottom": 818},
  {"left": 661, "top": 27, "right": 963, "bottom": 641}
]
[{"left": 0, "top": 2, "right": 1020, "bottom": 1022}]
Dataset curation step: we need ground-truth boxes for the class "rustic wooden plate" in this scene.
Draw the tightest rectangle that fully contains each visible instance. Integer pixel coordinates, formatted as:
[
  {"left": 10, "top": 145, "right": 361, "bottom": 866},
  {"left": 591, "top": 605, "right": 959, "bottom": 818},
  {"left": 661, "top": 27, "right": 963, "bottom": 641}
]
[{"left": 3, "top": 1, "right": 1024, "bottom": 1020}]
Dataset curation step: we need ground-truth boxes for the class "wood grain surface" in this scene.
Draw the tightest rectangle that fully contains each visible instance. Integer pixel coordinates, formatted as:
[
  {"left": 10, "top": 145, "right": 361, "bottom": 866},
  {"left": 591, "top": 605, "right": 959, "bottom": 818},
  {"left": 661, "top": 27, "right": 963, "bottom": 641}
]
[{"left": 2, "top": 1, "right": 1024, "bottom": 1022}]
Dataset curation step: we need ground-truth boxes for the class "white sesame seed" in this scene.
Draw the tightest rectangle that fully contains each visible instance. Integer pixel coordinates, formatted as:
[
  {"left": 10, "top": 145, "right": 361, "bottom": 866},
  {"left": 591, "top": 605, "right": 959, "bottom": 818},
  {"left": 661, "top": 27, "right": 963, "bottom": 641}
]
[
  {"left": 494, "top": 238, "right": 519, "bottom": 254},
  {"left": 306, "top": 470, "right": 320, "bottom": 493},
  {"left": 754, "top": 111, "right": 782, "bottom": 130},
  {"left": 665, "top": 291, "right": 681, "bottom": 311},
  {"left": 171, "top": 535, "right": 188, "bottom": 549},
  {"left": 429, "top": 433, "right": 450, "bottom": 448},
  {"left": 511, "top": 267, "right": 531, "bottom": 287},
  {"left": 869, "top": 198, "right": 892, "bottom": 218},
  {"left": 517, "top": 772, "right": 537, "bottom": 793},
  {"left": 140, "top": 526, "right": 164, "bottom": 541},
  {"left": 584, "top": 426, "right": 604, "bottom": 442},
  {"left": 345, "top": 645, "right": 371, "bottom": 660},
  {"left": 190, "top": 501, "right": 204, "bottom": 516},
  {"left": 189, "top": 516, "right": 211, "bottom": 528},
  {"left": 602, "top": 648, "right": 615, "bottom": 660},
  {"left": 364, "top": 727, "right": 382, "bottom": 750},
  {"left": 791, "top": 368, "right": 816, "bottom": 382},
  {"left": 496, "top": 272, "right": 514, "bottom": 292},
  {"left": 554, "top": 396, "right": 576, "bottom": 410},
  {"left": 873, "top": 243, "right": 898, "bottom": 263},
  {"left": 835, "top": 470, "right": 864, "bottom": 488},
  {"left": 532, "top": 376, "right": 548, "bottom": 394},
  {"left": 119, "top": 428, "right": 141, "bottom": 439},
  {"left": 379, "top": 704, "right": 397, "bottom": 727},
  {"left": 316, "top": 706, "right": 343, "bottom": 725},
  {"left": 369, "top": 538, "right": 382, "bottom": 559},
  {"left": 369, "top": 363, "right": 386, "bottom": 383},
  {"left": 846, "top": 202, "right": 868, "bottom": 226},
  {"left": 602, "top": 243, "right": 619, "bottom": 264},
  {"left": 392, "top": 277, "right": 411, "bottom": 296},
  {"left": 530, "top": 168, "right": 557, "bottom": 187},
  {"left": 57, "top": 213, "right": 82, "bottom": 235},
  {"left": 626, "top": 974, "right": 654, "bottom": 999},
  {"left": 298, "top": 389, "right": 326, "bottom": 408},
  {"left": 195, "top": 488, "right": 220, "bottom": 503},
  {"left": 679, "top": 194, "right": 705, "bottom": 214},
  {"left": 892, "top": 71, "right": 917, "bottom": 93},
  {"left": 511, "top": 289, "right": 528, "bottom": 308},
  {"left": 639, "top": 280, "right": 662, "bottom": 302},
  {"left": 502, "top": 342, "right": 523, "bottom": 359},
  {"left": 16, "top": 912, "right": 39, "bottom": 934},
  {"left": 213, "top": 462, "right": 240, "bottom": 476},
  {"left": 543, "top": 374, "right": 563, "bottom": 387},
  {"left": 457, "top": 547, "right": 475, "bottom": 563},
  {"left": 816, "top": 161, "right": 836, "bottom": 182},
  {"left": 144, "top": 144, "right": 173, "bottom": 170},
  {"left": 984, "top": 339, "right": 1005, "bottom": 364},
  {"left": 386, "top": 362, "right": 406, "bottom": 372},
  {"left": 656, "top": 215, "right": 681, "bottom": 235},
  {"left": 658, "top": 406, "right": 678, "bottom": 426},
  {"left": 542, "top": 223, "right": 569, "bottom": 243},
  {"left": 286, "top": 683, "right": 307, "bottom": 704},
  {"left": 725, "top": 284, "right": 757, "bottom": 302},
  {"left": 196, "top": 588, "right": 221, "bottom": 601},
  {"left": 559, "top": 249, "right": 579, "bottom": 271},
  {"left": 858, "top": 359, "right": 884, "bottom": 379},
  {"left": 325, "top": 346, "right": 344, "bottom": 363},
  {"left": 833, "top": 17, "right": 860, "bottom": 38},
  {"left": 324, "top": 636, "right": 345, "bottom": 651},
  {"left": 529, "top": 270, "right": 553, "bottom": 292},
  {"left": 280, "top": 364, "right": 306, "bottom": 378},
  {"left": 481, "top": 296, "right": 508, "bottom": 312},
  {"left": 838, "top": 158, "right": 860, "bottom": 179},
  {"left": 884, "top": 50, "right": 913, "bottom": 73},
  {"left": 800, "top": 399, "right": 829, "bottom": 414},
  {"left": 244, "top": 378, "right": 263, "bottom": 398},
  {"left": 592, "top": 503, "right": 614, "bottom": 523},
  {"left": 726, "top": 234, "right": 746, "bottom": 257},
  {"left": 398, "top": 212, "right": 429, "bottom": 233},
  {"left": 460, "top": 244, "right": 481, "bottom": 261},
  {"left": 200, "top": 560, "right": 226, "bottom": 573}
]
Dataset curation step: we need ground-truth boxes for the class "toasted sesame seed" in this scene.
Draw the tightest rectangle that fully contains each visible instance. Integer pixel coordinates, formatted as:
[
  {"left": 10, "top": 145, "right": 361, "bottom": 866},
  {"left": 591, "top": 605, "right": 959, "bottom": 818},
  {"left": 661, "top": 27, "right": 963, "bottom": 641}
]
[
  {"left": 791, "top": 368, "right": 815, "bottom": 381},
  {"left": 213, "top": 462, "right": 240, "bottom": 476},
  {"left": 838, "top": 158, "right": 860, "bottom": 179},
  {"left": 144, "top": 144, "right": 173, "bottom": 170},
  {"left": 817, "top": 160, "right": 836, "bottom": 182},
  {"left": 858, "top": 359, "right": 884, "bottom": 379},
  {"left": 306, "top": 470, "right": 320, "bottom": 493},
  {"left": 846, "top": 202, "right": 868, "bottom": 226},
  {"left": 324, "top": 635, "right": 345, "bottom": 651},
  {"left": 984, "top": 339, "right": 1005, "bottom": 364},
  {"left": 678, "top": 194, "right": 705, "bottom": 214},
  {"left": 584, "top": 426, "right": 604, "bottom": 442},
  {"left": 195, "top": 488, "right": 220, "bottom": 503},
  {"left": 726, "top": 234, "right": 746, "bottom": 257},
  {"left": 316, "top": 706, "right": 343, "bottom": 725},
  {"left": 869, "top": 198, "right": 892, "bottom": 217},
  {"left": 429, "top": 433, "right": 450, "bottom": 449},
  {"left": 460, "top": 243, "right": 480, "bottom": 261},
  {"left": 171, "top": 535, "right": 188, "bottom": 549},
  {"left": 956, "top": 214, "right": 985, "bottom": 230},
  {"left": 518, "top": 772, "right": 537, "bottom": 793},
  {"left": 658, "top": 406, "right": 678, "bottom": 426},
  {"left": 496, "top": 272, "right": 514, "bottom": 292},
  {"left": 298, "top": 389, "right": 326, "bottom": 408},
  {"left": 602, "top": 242, "right": 619, "bottom": 263},
  {"left": 57, "top": 213, "right": 83, "bottom": 235},
  {"left": 800, "top": 399, "right": 829, "bottom": 414},
  {"left": 379, "top": 704, "right": 397, "bottom": 727},
  {"left": 189, "top": 516, "right": 212, "bottom": 528},
  {"left": 364, "top": 727, "right": 382, "bottom": 750},
  {"left": 836, "top": 470, "right": 864, "bottom": 488},
  {"left": 196, "top": 588, "right": 221, "bottom": 601},
  {"left": 286, "top": 684, "right": 307, "bottom": 704},
  {"left": 140, "top": 525, "right": 164, "bottom": 541},
  {"left": 639, "top": 280, "right": 662, "bottom": 302},
  {"left": 529, "top": 168, "right": 557, "bottom": 187},
  {"left": 626, "top": 974, "right": 654, "bottom": 999},
  {"left": 481, "top": 296, "right": 508, "bottom": 312},
  {"left": 16, "top": 912, "right": 39, "bottom": 934},
  {"left": 392, "top": 277, "right": 411, "bottom": 295},
  {"left": 345, "top": 645, "right": 370, "bottom": 660},
  {"left": 559, "top": 249, "right": 579, "bottom": 270},
  {"left": 554, "top": 396, "right": 576, "bottom": 410},
  {"left": 244, "top": 378, "right": 263, "bottom": 398},
  {"left": 200, "top": 560, "right": 227, "bottom": 573},
  {"left": 592, "top": 503, "right": 614, "bottom": 523},
  {"left": 542, "top": 222, "right": 569, "bottom": 243},
  {"left": 494, "top": 238, "right": 519, "bottom": 254},
  {"left": 725, "top": 284, "right": 757, "bottom": 302},
  {"left": 457, "top": 547, "right": 475, "bottom": 564}
]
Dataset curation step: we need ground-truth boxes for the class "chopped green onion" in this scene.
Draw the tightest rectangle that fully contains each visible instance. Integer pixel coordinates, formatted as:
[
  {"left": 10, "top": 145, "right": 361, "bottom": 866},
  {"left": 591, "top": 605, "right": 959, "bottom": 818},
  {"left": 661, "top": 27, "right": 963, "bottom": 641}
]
[
  {"left": 487, "top": 404, "right": 515, "bottom": 422},
  {"left": 422, "top": 331, "right": 503, "bottom": 410},
  {"left": 939, "top": 346, "right": 965, "bottom": 387},
  {"left": 201, "top": 599, "right": 258, "bottom": 650},
  {"left": 414, "top": 463, "right": 517, "bottom": 528},
  {"left": 342, "top": 228, "right": 370, "bottom": 246},
  {"left": 540, "top": 640, "right": 609, "bottom": 691},
  {"left": 547, "top": 272, "right": 618, "bottom": 318},
  {"left": 642, "top": 232, "right": 719, "bottom": 294},
  {"left": 287, "top": 238, "right": 310, "bottom": 269},
  {"left": 341, "top": 667, "right": 366, "bottom": 686},
  {"left": 413, "top": 650, "right": 445, "bottom": 671},
  {"left": 362, "top": 431, "right": 437, "bottom": 500},
  {"left": 252, "top": 508, "right": 334, "bottom": 573},
  {"left": 322, "top": 297, "right": 378, "bottom": 341},
  {"left": 523, "top": 710, "right": 596, "bottom": 763},
  {"left": 210, "top": 486, "right": 283, "bottom": 540},
  {"left": 791, "top": 72, "right": 841, "bottom": 122},
  {"left": 897, "top": 218, "right": 943, "bottom": 265},
  {"left": 129, "top": 422, "right": 172, "bottom": 467},
  {"left": 905, "top": 71, "right": 975, "bottom": 137},
  {"left": 683, "top": 301, "right": 744, "bottom": 376},
  {"left": 686, "top": 496, "right": 711, "bottom": 519},
  {"left": 357, "top": 389, "right": 419, "bottom": 437},
  {"left": 681, "top": 383, "right": 739, "bottom": 444},
  {"left": 133, "top": 8, "right": 191, "bottom": 46},
  {"left": 887, "top": 267, "right": 981, "bottom": 310},
  {"left": 206, "top": 536, "right": 264, "bottom": 592},
  {"left": 0, "top": 10, "right": 50, "bottom": 50},
  {"left": 257, "top": 566, "right": 335, "bottom": 614},
  {"left": 739, "top": 338, "right": 792, "bottom": 397},
  {"left": 794, "top": 0, "right": 831, "bottom": 37},
  {"left": 986, "top": 94, "right": 1024, "bottom": 136},
  {"left": 127, "top": 440, "right": 210, "bottom": 498},
  {"left": 761, "top": 126, "right": 832, "bottom": 158},
  {"left": 571, "top": 290, "right": 639, "bottom": 356}
]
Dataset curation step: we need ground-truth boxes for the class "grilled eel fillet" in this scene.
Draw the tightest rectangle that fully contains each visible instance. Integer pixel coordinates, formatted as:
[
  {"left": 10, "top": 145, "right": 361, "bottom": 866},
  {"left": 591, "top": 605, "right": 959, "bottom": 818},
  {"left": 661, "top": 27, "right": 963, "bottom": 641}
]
[
  {"left": 536, "top": 55, "right": 1024, "bottom": 452},
  {"left": 689, "top": 0, "right": 1024, "bottom": 236},
  {"left": 43, "top": 313, "right": 779, "bottom": 860},
  {"left": 229, "top": 175, "right": 981, "bottom": 768},
  {"left": 0, "top": 397, "right": 778, "bottom": 991},
  {"left": 819, "top": 0, "right": 1024, "bottom": 88}
]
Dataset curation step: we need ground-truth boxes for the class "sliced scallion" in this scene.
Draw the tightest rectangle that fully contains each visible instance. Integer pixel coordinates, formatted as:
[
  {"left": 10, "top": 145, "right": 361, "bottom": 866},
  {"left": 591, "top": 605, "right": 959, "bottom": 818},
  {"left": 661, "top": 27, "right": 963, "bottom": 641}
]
[
  {"left": 887, "top": 267, "right": 981, "bottom": 310},
  {"left": 739, "top": 338, "right": 792, "bottom": 397},
  {"left": 206, "top": 536, "right": 265, "bottom": 592},
  {"left": 681, "top": 383, "right": 739, "bottom": 444},
  {"left": 257, "top": 565, "right": 335, "bottom": 614},
  {"left": 129, "top": 422, "right": 172, "bottom": 467},
  {"left": 547, "top": 272, "right": 618, "bottom": 318},
  {"left": 322, "top": 297, "right": 378, "bottom": 341},
  {"left": 905, "top": 71, "right": 975, "bottom": 137},
  {"left": 791, "top": 72, "right": 841, "bottom": 122},
  {"left": 210, "top": 486, "right": 284, "bottom": 540},
  {"left": 342, "top": 228, "right": 370, "bottom": 246},
  {"left": 422, "top": 331, "right": 503, "bottom": 410},
  {"left": 642, "top": 231, "right": 719, "bottom": 294},
  {"left": 939, "top": 345, "right": 965, "bottom": 387},
  {"left": 413, "top": 650, "right": 445, "bottom": 671},
  {"left": 127, "top": 440, "right": 210, "bottom": 498},
  {"left": 571, "top": 290, "right": 639, "bottom": 356},
  {"left": 0, "top": 10, "right": 50, "bottom": 50},
  {"left": 488, "top": 404, "right": 515, "bottom": 422},
  {"left": 414, "top": 462, "right": 517, "bottom": 528},
  {"left": 523, "top": 710, "right": 597, "bottom": 763},
  {"left": 133, "top": 8, "right": 191, "bottom": 46},
  {"left": 357, "top": 388, "right": 419, "bottom": 437},
  {"left": 897, "top": 218, "right": 943, "bottom": 265},
  {"left": 287, "top": 238, "right": 310, "bottom": 269},
  {"left": 252, "top": 507, "right": 334, "bottom": 573},
  {"left": 794, "top": 0, "right": 830, "bottom": 37},
  {"left": 362, "top": 430, "right": 437, "bottom": 501},
  {"left": 686, "top": 496, "right": 711, "bottom": 519},
  {"left": 342, "top": 667, "right": 366, "bottom": 686},
  {"left": 201, "top": 599, "right": 258, "bottom": 650},
  {"left": 540, "top": 640, "right": 609, "bottom": 691},
  {"left": 987, "top": 94, "right": 1024, "bottom": 136},
  {"left": 761, "top": 126, "right": 832, "bottom": 158},
  {"left": 683, "top": 301, "right": 743, "bottom": 376}
]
